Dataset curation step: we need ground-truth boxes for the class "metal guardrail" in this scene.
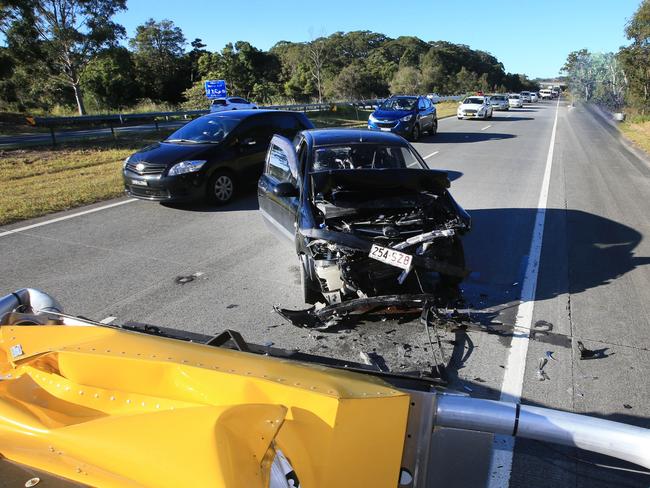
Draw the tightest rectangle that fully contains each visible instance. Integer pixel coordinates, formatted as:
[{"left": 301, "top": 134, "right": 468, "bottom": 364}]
[{"left": 15, "top": 95, "right": 464, "bottom": 147}]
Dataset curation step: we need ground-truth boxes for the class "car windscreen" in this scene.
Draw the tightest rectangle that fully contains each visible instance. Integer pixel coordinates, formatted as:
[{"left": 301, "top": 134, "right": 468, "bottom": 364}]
[
  {"left": 463, "top": 97, "right": 484, "bottom": 104},
  {"left": 312, "top": 144, "right": 424, "bottom": 171},
  {"left": 509, "top": 95, "right": 520, "bottom": 99},
  {"left": 380, "top": 98, "right": 417, "bottom": 110},
  {"left": 165, "top": 116, "right": 240, "bottom": 144},
  {"left": 211, "top": 99, "right": 227, "bottom": 106},
  {"left": 492, "top": 96, "right": 506, "bottom": 101}
]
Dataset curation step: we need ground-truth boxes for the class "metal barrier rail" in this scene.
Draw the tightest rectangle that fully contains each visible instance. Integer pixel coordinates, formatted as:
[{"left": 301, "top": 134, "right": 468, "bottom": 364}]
[{"left": 12, "top": 95, "right": 463, "bottom": 147}]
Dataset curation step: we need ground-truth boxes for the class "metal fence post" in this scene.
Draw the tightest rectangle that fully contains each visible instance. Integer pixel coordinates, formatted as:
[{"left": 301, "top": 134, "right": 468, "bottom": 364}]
[
  {"left": 49, "top": 127, "right": 56, "bottom": 147},
  {"left": 110, "top": 125, "right": 116, "bottom": 140}
]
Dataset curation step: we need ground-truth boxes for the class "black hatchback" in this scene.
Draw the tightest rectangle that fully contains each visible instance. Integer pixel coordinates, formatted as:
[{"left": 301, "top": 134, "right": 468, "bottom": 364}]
[{"left": 123, "top": 110, "right": 314, "bottom": 204}]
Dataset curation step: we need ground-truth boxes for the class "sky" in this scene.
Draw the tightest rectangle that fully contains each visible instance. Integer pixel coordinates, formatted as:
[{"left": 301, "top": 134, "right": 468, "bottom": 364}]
[{"left": 115, "top": 0, "right": 641, "bottom": 79}]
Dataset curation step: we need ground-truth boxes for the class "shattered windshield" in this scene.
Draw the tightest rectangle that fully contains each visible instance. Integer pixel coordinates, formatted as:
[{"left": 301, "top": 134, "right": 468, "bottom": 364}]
[
  {"left": 312, "top": 144, "right": 424, "bottom": 171},
  {"left": 380, "top": 97, "right": 417, "bottom": 110}
]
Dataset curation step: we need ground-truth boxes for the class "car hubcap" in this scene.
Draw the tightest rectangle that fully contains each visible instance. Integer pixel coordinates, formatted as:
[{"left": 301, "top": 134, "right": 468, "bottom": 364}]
[{"left": 214, "top": 175, "right": 233, "bottom": 201}]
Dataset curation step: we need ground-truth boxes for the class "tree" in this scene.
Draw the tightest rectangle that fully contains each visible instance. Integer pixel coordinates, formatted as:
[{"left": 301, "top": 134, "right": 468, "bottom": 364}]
[
  {"left": 307, "top": 34, "right": 327, "bottom": 103},
  {"left": 619, "top": 0, "right": 650, "bottom": 111},
  {"left": 390, "top": 66, "right": 424, "bottom": 94},
  {"left": 80, "top": 47, "right": 138, "bottom": 110},
  {"left": 130, "top": 19, "right": 189, "bottom": 103},
  {"left": 0, "top": 0, "right": 126, "bottom": 114},
  {"left": 330, "top": 62, "right": 382, "bottom": 100}
]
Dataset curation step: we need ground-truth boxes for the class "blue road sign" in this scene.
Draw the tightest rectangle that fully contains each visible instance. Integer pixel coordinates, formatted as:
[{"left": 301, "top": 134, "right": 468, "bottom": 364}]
[{"left": 205, "top": 80, "right": 227, "bottom": 99}]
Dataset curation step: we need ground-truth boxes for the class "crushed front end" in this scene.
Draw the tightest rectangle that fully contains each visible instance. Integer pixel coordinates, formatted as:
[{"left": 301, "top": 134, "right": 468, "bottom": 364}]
[{"left": 299, "top": 169, "right": 471, "bottom": 305}]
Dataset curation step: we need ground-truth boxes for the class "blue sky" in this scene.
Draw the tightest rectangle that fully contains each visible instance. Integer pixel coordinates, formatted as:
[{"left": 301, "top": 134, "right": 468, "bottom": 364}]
[{"left": 115, "top": 0, "right": 641, "bottom": 79}]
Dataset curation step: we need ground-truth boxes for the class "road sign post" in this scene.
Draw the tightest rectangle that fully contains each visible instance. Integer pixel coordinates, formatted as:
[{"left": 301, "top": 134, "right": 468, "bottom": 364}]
[{"left": 204, "top": 80, "right": 227, "bottom": 99}]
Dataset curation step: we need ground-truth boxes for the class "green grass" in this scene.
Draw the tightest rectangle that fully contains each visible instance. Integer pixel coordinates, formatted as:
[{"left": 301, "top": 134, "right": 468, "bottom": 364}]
[
  {"left": 0, "top": 134, "right": 169, "bottom": 226},
  {"left": 621, "top": 116, "right": 650, "bottom": 155}
]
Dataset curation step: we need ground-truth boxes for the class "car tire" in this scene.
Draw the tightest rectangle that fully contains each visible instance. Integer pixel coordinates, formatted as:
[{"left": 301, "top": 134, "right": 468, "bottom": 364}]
[
  {"left": 410, "top": 124, "right": 420, "bottom": 141},
  {"left": 207, "top": 170, "right": 236, "bottom": 205},
  {"left": 300, "top": 254, "right": 321, "bottom": 305},
  {"left": 440, "top": 238, "right": 466, "bottom": 287},
  {"left": 428, "top": 119, "right": 438, "bottom": 135}
]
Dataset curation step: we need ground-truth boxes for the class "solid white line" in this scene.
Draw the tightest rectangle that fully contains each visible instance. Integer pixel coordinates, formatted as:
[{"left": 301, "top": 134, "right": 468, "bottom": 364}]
[
  {"left": 0, "top": 199, "right": 136, "bottom": 239},
  {"left": 423, "top": 151, "right": 439, "bottom": 159},
  {"left": 481, "top": 125, "right": 492, "bottom": 131},
  {"left": 487, "top": 96, "right": 561, "bottom": 488},
  {"left": 100, "top": 316, "right": 117, "bottom": 324}
]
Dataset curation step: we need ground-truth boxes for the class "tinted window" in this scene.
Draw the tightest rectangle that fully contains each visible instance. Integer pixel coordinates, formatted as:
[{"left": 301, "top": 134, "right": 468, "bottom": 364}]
[
  {"left": 270, "top": 113, "right": 300, "bottom": 132},
  {"left": 312, "top": 144, "right": 424, "bottom": 171},
  {"left": 266, "top": 143, "right": 291, "bottom": 181},
  {"left": 229, "top": 98, "right": 248, "bottom": 104},
  {"left": 464, "top": 97, "right": 485, "bottom": 104},
  {"left": 236, "top": 115, "right": 273, "bottom": 143},
  {"left": 165, "top": 115, "right": 240, "bottom": 144},
  {"left": 380, "top": 97, "right": 417, "bottom": 110}
]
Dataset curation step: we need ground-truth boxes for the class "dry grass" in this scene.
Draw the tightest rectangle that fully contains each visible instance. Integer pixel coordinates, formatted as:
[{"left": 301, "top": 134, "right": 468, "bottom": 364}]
[
  {"left": 435, "top": 101, "right": 459, "bottom": 119},
  {"left": 620, "top": 116, "right": 650, "bottom": 156},
  {"left": 0, "top": 135, "right": 165, "bottom": 226}
]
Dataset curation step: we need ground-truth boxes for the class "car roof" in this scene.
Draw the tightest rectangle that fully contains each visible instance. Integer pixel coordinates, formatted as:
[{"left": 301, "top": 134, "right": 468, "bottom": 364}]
[
  {"left": 201, "top": 109, "right": 294, "bottom": 121},
  {"left": 304, "top": 128, "right": 408, "bottom": 147}
]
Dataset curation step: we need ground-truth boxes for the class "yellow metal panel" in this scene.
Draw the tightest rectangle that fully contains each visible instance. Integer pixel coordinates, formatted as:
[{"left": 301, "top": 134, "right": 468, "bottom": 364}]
[{"left": 0, "top": 325, "right": 411, "bottom": 487}]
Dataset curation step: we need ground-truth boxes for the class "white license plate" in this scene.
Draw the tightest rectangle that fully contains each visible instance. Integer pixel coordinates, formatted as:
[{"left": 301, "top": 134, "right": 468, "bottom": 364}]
[
  {"left": 379, "top": 127, "right": 392, "bottom": 131},
  {"left": 369, "top": 244, "right": 412, "bottom": 270},
  {"left": 131, "top": 179, "right": 147, "bottom": 186}
]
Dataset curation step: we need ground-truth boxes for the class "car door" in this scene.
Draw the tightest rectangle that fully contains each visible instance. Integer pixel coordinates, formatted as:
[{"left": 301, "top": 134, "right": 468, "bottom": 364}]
[
  {"left": 417, "top": 97, "right": 431, "bottom": 130},
  {"left": 258, "top": 135, "right": 300, "bottom": 242},
  {"left": 231, "top": 114, "right": 274, "bottom": 182}
]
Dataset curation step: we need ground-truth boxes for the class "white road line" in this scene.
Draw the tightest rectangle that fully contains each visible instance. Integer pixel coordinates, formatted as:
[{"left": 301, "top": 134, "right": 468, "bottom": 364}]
[
  {"left": 506, "top": 113, "right": 512, "bottom": 118},
  {"left": 481, "top": 125, "right": 492, "bottom": 131},
  {"left": 0, "top": 199, "right": 136, "bottom": 239},
  {"left": 487, "top": 96, "right": 561, "bottom": 488},
  {"left": 423, "top": 151, "right": 439, "bottom": 159},
  {"left": 100, "top": 316, "right": 117, "bottom": 324}
]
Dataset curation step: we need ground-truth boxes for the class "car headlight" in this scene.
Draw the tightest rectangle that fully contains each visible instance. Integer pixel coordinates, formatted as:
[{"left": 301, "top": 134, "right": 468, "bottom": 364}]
[
  {"left": 168, "top": 160, "right": 207, "bottom": 176},
  {"left": 123, "top": 155, "right": 131, "bottom": 169},
  {"left": 368, "top": 114, "right": 377, "bottom": 122},
  {"left": 400, "top": 114, "right": 413, "bottom": 122}
]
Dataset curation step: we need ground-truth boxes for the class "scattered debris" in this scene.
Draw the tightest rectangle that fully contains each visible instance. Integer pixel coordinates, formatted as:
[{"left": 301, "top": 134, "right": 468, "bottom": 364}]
[
  {"left": 226, "top": 304, "right": 239, "bottom": 309},
  {"left": 577, "top": 341, "right": 610, "bottom": 360},
  {"left": 473, "top": 377, "right": 486, "bottom": 383},
  {"left": 359, "top": 351, "right": 389, "bottom": 372},
  {"left": 534, "top": 320, "right": 552, "bottom": 332},
  {"left": 536, "top": 357, "right": 550, "bottom": 381},
  {"left": 546, "top": 351, "right": 557, "bottom": 361},
  {"left": 174, "top": 275, "right": 194, "bottom": 285},
  {"left": 623, "top": 404, "right": 633, "bottom": 410}
]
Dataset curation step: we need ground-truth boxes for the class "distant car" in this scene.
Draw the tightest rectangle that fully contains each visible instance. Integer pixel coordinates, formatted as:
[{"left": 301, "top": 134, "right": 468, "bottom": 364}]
[
  {"left": 457, "top": 96, "right": 493, "bottom": 119},
  {"left": 426, "top": 93, "right": 441, "bottom": 103},
  {"left": 529, "top": 92, "right": 539, "bottom": 103},
  {"left": 489, "top": 94, "right": 509, "bottom": 111},
  {"left": 520, "top": 91, "right": 532, "bottom": 103},
  {"left": 539, "top": 89, "right": 553, "bottom": 100},
  {"left": 210, "top": 97, "right": 258, "bottom": 112},
  {"left": 508, "top": 94, "right": 523, "bottom": 108},
  {"left": 368, "top": 95, "right": 438, "bottom": 141},
  {"left": 123, "top": 110, "right": 313, "bottom": 204},
  {"left": 257, "top": 129, "right": 471, "bottom": 304}
]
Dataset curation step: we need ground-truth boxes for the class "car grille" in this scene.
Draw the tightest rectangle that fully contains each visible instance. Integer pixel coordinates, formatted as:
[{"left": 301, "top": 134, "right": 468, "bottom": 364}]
[
  {"left": 127, "top": 186, "right": 170, "bottom": 199},
  {"left": 375, "top": 121, "right": 397, "bottom": 128},
  {"left": 464, "top": 110, "right": 477, "bottom": 115},
  {"left": 125, "top": 161, "right": 168, "bottom": 175}
]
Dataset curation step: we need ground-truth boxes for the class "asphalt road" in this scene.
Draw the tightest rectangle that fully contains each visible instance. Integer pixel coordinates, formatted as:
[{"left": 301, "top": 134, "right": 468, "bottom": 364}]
[{"left": 1, "top": 100, "right": 649, "bottom": 487}]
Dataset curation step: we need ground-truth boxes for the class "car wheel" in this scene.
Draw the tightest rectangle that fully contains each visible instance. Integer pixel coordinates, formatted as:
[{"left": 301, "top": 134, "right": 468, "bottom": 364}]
[
  {"left": 411, "top": 124, "right": 420, "bottom": 141},
  {"left": 440, "top": 238, "right": 466, "bottom": 287},
  {"left": 457, "top": 116, "right": 462, "bottom": 120},
  {"left": 207, "top": 171, "right": 236, "bottom": 205},
  {"left": 429, "top": 119, "right": 438, "bottom": 135},
  {"left": 300, "top": 254, "right": 321, "bottom": 304}
]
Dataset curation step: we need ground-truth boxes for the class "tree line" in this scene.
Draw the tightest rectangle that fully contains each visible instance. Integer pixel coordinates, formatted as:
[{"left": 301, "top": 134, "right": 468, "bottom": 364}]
[
  {"left": 561, "top": 0, "right": 649, "bottom": 113},
  {"left": 1, "top": 0, "right": 539, "bottom": 115}
]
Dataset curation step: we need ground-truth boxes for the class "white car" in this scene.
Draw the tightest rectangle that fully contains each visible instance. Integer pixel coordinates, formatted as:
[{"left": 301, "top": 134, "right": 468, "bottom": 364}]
[
  {"left": 210, "top": 97, "right": 258, "bottom": 112},
  {"left": 539, "top": 89, "right": 553, "bottom": 100},
  {"left": 529, "top": 92, "right": 539, "bottom": 103},
  {"left": 508, "top": 94, "right": 523, "bottom": 108},
  {"left": 457, "top": 96, "right": 493, "bottom": 119},
  {"left": 520, "top": 91, "right": 532, "bottom": 103}
]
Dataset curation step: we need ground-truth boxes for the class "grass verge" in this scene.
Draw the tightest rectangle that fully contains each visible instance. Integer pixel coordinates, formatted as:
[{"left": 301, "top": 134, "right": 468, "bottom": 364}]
[{"left": 620, "top": 114, "right": 650, "bottom": 156}]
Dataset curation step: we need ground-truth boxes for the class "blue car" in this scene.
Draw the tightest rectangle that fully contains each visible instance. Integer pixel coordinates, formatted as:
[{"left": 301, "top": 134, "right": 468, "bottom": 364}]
[{"left": 368, "top": 95, "right": 438, "bottom": 141}]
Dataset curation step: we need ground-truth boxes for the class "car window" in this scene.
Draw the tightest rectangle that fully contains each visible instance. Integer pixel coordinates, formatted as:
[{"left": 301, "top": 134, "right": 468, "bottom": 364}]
[
  {"left": 312, "top": 144, "right": 424, "bottom": 171},
  {"left": 464, "top": 97, "right": 484, "bottom": 104},
  {"left": 235, "top": 115, "right": 273, "bottom": 144},
  {"left": 212, "top": 99, "right": 227, "bottom": 106},
  {"left": 229, "top": 98, "right": 247, "bottom": 104},
  {"left": 270, "top": 113, "right": 300, "bottom": 132},
  {"left": 266, "top": 143, "right": 292, "bottom": 181},
  {"left": 380, "top": 97, "right": 417, "bottom": 110},
  {"left": 165, "top": 115, "right": 240, "bottom": 144},
  {"left": 418, "top": 98, "right": 427, "bottom": 110}
]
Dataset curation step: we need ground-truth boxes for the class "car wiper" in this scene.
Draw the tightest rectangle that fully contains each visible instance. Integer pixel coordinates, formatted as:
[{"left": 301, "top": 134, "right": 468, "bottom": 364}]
[{"left": 165, "top": 139, "right": 201, "bottom": 144}]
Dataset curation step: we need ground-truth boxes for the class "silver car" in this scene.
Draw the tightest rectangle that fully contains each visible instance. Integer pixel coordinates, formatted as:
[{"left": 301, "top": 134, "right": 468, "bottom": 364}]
[{"left": 489, "top": 94, "right": 509, "bottom": 111}]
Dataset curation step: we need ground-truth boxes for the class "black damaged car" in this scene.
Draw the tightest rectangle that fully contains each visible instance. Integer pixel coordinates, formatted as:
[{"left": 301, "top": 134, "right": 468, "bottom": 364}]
[
  {"left": 123, "top": 110, "right": 313, "bottom": 204},
  {"left": 257, "top": 129, "right": 471, "bottom": 306}
]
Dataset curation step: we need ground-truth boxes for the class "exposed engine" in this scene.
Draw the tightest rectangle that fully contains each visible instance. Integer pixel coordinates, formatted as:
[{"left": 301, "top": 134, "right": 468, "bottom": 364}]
[{"left": 302, "top": 169, "right": 470, "bottom": 304}]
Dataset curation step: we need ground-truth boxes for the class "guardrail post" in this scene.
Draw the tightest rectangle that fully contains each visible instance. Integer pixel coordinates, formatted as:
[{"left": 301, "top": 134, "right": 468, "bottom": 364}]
[
  {"left": 49, "top": 127, "right": 56, "bottom": 147},
  {"left": 154, "top": 119, "right": 159, "bottom": 132},
  {"left": 110, "top": 125, "right": 116, "bottom": 140}
]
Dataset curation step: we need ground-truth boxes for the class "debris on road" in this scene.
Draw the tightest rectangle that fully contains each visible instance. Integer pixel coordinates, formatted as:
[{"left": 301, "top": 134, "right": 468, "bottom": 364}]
[
  {"left": 577, "top": 341, "right": 611, "bottom": 360},
  {"left": 536, "top": 357, "right": 550, "bottom": 381},
  {"left": 546, "top": 350, "right": 557, "bottom": 361}
]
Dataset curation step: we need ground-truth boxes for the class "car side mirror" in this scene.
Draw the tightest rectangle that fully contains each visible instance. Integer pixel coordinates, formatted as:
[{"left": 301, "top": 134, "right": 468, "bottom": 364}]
[{"left": 273, "top": 181, "right": 299, "bottom": 197}]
